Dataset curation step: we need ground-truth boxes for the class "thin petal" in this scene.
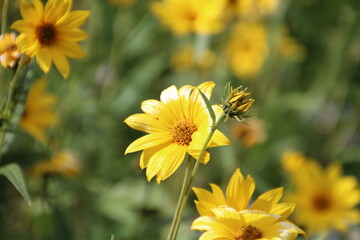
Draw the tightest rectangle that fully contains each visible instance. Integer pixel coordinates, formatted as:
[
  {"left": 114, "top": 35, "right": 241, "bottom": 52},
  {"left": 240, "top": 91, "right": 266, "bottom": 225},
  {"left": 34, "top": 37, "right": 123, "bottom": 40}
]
[
  {"left": 124, "top": 113, "right": 169, "bottom": 133},
  {"left": 125, "top": 133, "right": 171, "bottom": 154}
]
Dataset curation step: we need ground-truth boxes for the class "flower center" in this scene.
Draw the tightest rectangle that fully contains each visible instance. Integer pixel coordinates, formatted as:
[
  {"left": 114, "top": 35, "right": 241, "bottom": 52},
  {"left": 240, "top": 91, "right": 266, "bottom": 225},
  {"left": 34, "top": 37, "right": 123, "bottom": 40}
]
[
  {"left": 234, "top": 225, "right": 263, "bottom": 240},
  {"left": 312, "top": 193, "right": 332, "bottom": 212},
  {"left": 170, "top": 119, "right": 197, "bottom": 146},
  {"left": 36, "top": 23, "right": 57, "bottom": 46}
]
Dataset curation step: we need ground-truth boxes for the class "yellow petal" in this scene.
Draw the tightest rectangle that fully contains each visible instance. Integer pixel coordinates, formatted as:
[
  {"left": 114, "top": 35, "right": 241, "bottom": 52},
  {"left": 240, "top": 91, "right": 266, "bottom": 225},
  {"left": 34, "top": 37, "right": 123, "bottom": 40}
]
[
  {"left": 36, "top": 47, "right": 52, "bottom": 73},
  {"left": 50, "top": 48, "right": 69, "bottom": 78},
  {"left": 124, "top": 113, "right": 169, "bottom": 133},
  {"left": 57, "top": 10, "right": 90, "bottom": 28},
  {"left": 145, "top": 143, "right": 186, "bottom": 182},
  {"left": 251, "top": 187, "right": 283, "bottom": 212},
  {"left": 139, "top": 143, "right": 169, "bottom": 169},
  {"left": 141, "top": 99, "right": 162, "bottom": 118},
  {"left": 225, "top": 169, "right": 255, "bottom": 211},
  {"left": 125, "top": 133, "right": 171, "bottom": 154},
  {"left": 208, "top": 129, "right": 230, "bottom": 148}
]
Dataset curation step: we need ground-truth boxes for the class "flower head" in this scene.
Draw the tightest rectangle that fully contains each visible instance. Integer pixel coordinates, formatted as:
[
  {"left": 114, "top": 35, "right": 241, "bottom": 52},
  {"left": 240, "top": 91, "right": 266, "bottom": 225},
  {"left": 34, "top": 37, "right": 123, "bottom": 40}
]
[
  {"left": 20, "top": 77, "right": 57, "bottom": 144},
  {"left": 151, "top": 0, "right": 226, "bottom": 35},
  {"left": 0, "top": 33, "right": 21, "bottom": 68},
  {"left": 222, "top": 83, "right": 254, "bottom": 121},
  {"left": 30, "top": 150, "right": 80, "bottom": 178},
  {"left": 11, "top": 0, "right": 90, "bottom": 78},
  {"left": 124, "top": 81, "right": 230, "bottom": 183},
  {"left": 191, "top": 208, "right": 305, "bottom": 240},
  {"left": 193, "top": 168, "right": 295, "bottom": 220},
  {"left": 282, "top": 151, "right": 360, "bottom": 234},
  {"left": 226, "top": 21, "right": 268, "bottom": 78}
]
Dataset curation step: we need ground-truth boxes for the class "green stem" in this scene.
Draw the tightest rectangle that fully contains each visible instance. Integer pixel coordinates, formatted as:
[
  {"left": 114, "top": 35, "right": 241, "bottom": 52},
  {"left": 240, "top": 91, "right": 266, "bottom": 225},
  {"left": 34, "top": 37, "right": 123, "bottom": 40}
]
[
  {"left": 0, "top": 55, "right": 26, "bottom": 155},
  {"left": 166, "top": 113, "right": 227, "bottom": 240},
  {"left": 167, "top": 155, "right": 192, "bottom": 240},
  {"left": 1, "top": 0, "right": 9, "bottom": 34}
]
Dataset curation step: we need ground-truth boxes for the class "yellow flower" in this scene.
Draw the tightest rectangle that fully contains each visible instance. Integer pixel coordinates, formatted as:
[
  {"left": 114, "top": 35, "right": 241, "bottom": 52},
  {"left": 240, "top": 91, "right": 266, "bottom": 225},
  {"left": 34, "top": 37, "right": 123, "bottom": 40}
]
[
  {"left": 226, "top": 21, "right": 268, "bottom": 79},
  {"left": 124, "top": 81, "right": 230, "bottom": 183},
  {"left": 20, "top": 77, "right": 57, "bottom": 144},
  {"left": 151, "top": 0, "right": 226, "bottom": 35},
  {"left": 30, "top": 150, "right": 80, "bottom": 178},
  {"left": 282, "top": 152, "right": 360, "bottom": 234},
  {"left": 226, "top": 0, "right": 279, "bottom": 18},
  {"left": 192, "top": 208, "right": 305, "bottom": 240},
  {"left": 11, "top": 0, "right": 90, "bottom": 78},
  {"left": 193, "top": 168, "right": 295, "bottom": 220},
  {"left": 170, "top": 45, "right": 215, "bottom": 71},
  {"left": 0, "top": 33, "right": 22, "bottom": 68},
  {"left": 231, "top": 117, "right": 266, "bottom": 147},
  {"left": 107, "top": 0, "right": 135, "bottom": 5}
]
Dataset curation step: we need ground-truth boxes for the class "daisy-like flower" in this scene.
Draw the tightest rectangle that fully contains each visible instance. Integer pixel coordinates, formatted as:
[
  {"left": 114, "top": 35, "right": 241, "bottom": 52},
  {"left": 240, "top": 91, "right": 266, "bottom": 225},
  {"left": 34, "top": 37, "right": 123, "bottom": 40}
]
[
  {"left": 0, "top": 33, "right": 21, "bottom": 68},
  {"left": 11, "top": 0, "right": 90, "bottom": 78},
  {"left": 30, "top": 150, "right": 80, "bottom": 178},
  {"left": 193, "top": 168, "right": 295, "bottom": 220},
  {"left": 282, "top": 151, "right": 360, "bottom": 234},
  {"left": 20, "top": 77, "right": 57, "bottom": 144},
  {"left": 226, "top": 21, "right": 268, "bottom": 79},
  {"left": 151, "top": 0, "right": 226, "bottom": 35},
  {"left": 192, "top": 207, "right": 305, "bottom": 240},
  {"left": 124, "top": 81, "right": 230, "bottom": 183}
]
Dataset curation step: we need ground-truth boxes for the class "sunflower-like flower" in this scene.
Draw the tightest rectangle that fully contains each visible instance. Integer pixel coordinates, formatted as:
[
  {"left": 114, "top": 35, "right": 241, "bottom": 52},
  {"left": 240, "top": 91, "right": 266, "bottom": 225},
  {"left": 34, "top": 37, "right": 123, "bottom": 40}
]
[
  {"left": 30, "top": 150, "right": 80, "bottom": 178},
  {"left": 226, "top": 21, "right": 268, "bottom": 79},
  {"left": 193, "top": 168, "right": 295, "bottom": 220},
  {"left": 282, "top": 151, "right": 360, "bottom": 234},
  {"left": 11, "top": 0, "right": 90, "bottom": 78},
  {"left": 20, "top": 77, "right": 57, "bottom": 144},
  {"left": 0, "top": 33, "right": 21, "bottom": 68},
  {"left": 151, "top": 0, "right": 226, "bottom": 35},
  {"left": 192, "top": 208, "right": 305, "bottom": 240},
  {"left": 124, "top": 81, "right": 230, "bottom": 183}
]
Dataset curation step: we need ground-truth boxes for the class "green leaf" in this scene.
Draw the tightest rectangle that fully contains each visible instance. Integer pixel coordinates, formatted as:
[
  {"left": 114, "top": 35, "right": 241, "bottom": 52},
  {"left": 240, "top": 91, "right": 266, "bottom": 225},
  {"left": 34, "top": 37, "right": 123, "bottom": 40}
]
[
  {"left": 197, "top": 88, "right": 216, "bottom": 125},
  {"left": 0, "top": 163, "right": 31, "bottom": 205}
]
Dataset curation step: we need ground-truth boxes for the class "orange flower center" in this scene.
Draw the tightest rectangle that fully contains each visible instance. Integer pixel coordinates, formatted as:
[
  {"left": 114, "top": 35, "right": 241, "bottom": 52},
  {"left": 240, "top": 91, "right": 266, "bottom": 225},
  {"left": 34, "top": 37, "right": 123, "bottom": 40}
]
[
  {"left": 312, "top": 193, "right": 332, "bottom": 212},
  {"left": 234, "top": 225, "right": 263, "bottom": 240},
  {"left": 170, "top": 119, "right": 197, "bottom": 146},
  {"left": 36, "top": 23, "right": 57, "bottom": 46}
]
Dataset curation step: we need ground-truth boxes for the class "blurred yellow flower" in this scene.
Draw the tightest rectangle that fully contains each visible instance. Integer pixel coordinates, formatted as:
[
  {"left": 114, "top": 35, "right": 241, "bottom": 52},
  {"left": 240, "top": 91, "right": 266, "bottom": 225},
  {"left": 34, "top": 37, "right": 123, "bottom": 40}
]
[
  {"left": 282, "top": 151, "right": 360, "bottom": 234},
  {"left": 226, "top": 21, "right": 268, "bottom": 79},
  {"left": 193, "top": 168, "right": 295, "bottom": 220},
  {"left": 31, "top": 151, "right": 80, "bottom": 178},
  {"left": 192, "top": 208, "right": 305, "bottom": 240},
  {"left": 20, "top": 78, "right": 57, "bottom": 144},
  {"left": 0, "top": 33, "right": 21, "bottom": 68},
  {"left": 278, "top": 35, "right": 306, "bottom": 61},
  {"left": 226, "top": 0, "right": 279, "bottom": 18},
  {"left": 231, "top": 118, "right": 266, "bottom": 147},
  {"left": 107, "top": 0, "right": 135, "bottom": 5},
  {"left": 11, "top": 0, "right": 90, "bottom": 78},
  {"left": 170, "top": 45, "right": 215, "bottom": 71},
  {"left": 124, "top": 81, "right": 230, "bottom": 183},
  {"left": 151, "top": 0, "right": 226, "bottom": 35}
]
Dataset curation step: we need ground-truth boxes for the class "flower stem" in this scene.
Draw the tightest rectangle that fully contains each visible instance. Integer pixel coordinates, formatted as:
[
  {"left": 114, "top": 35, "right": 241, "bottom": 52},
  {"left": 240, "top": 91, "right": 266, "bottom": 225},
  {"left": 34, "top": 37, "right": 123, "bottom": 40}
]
[
  {"left": 1, "top": 0, "right": 9, "bottom": 34},
  {"left": 0, "top": 55, "right": 26, "bottom": 156},
  {"left": 166, "top": 113, "right": 227, "bottom": 240}
]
